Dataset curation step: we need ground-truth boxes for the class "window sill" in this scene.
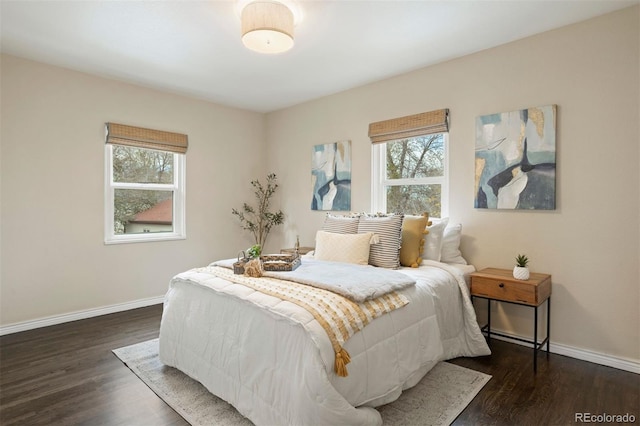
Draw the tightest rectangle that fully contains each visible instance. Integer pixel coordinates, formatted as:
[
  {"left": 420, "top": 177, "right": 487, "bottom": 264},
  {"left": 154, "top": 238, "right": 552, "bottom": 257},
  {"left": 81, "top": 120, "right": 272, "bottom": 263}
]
[{"left": 104, "top": 233, "right": 186, "bottom": 245}]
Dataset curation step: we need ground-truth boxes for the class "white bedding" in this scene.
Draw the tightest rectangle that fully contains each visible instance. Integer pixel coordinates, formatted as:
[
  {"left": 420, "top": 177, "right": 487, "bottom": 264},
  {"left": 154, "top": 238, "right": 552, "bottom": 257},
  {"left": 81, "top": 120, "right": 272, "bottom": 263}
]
[{"left": 159, "top": 259, "right": 490, "bottom": 425}]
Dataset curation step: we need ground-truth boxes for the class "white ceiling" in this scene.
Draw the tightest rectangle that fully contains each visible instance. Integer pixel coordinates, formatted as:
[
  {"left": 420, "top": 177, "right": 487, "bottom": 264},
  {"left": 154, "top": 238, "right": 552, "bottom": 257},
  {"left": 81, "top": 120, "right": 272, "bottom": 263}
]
[{"left": 1, "top": 0, "right": 637, "bottom": 113}]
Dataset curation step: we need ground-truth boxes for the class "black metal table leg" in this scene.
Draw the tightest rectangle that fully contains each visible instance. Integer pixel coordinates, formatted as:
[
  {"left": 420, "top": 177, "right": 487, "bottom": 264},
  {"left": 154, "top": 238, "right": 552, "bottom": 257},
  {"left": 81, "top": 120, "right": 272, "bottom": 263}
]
[
  {"left": 547, "top": 297, "right": 551, "bottom": 355},
  {"left": 534, "top": 305, "right": 538, "bottom": 372},
  {"left": 487, "top": 299, "right": 491, "bottom": 342},
  {"left": 472, "top": 294, "right": 551, "bottom": 372}
]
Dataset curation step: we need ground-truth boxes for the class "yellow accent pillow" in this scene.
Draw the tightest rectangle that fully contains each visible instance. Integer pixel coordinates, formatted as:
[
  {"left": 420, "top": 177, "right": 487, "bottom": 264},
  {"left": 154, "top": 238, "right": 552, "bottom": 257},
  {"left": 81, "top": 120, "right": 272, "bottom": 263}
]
[{"left": 400, "top": 213, "right": 431, "bottom": 268}]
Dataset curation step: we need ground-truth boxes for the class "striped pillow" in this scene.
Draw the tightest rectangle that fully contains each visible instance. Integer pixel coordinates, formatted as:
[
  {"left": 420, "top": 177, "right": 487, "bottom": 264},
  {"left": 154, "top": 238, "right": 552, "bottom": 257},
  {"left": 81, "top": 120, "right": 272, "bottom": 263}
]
[
  {"left": 322, "top": 213, "right": 360, "bottom": 234},
  {"left": 357, "top": 213, "right": 404, "bottom": 268}
]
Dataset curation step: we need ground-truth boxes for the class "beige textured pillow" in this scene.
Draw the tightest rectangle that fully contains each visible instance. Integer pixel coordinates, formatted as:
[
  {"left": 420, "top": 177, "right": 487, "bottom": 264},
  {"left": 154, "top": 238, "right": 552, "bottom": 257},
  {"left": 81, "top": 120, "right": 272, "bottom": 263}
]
[
  {"left": 314, "top": 230, "right": 373, "bottom": 265},
  {"left": 400, "top": 213, "right": 431, "bottom": 268}
]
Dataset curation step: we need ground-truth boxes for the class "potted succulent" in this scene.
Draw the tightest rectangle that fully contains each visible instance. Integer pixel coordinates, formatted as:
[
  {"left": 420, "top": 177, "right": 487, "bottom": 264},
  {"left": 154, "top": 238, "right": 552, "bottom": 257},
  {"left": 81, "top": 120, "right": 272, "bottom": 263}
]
[{"left": 513, "top": 254, "right": 530, "bottom": 280}]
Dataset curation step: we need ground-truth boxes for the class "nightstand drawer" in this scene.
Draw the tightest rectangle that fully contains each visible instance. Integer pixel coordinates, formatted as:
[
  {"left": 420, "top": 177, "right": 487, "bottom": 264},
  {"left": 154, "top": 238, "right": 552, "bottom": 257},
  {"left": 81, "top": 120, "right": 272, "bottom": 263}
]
[{"left": 471, "top": 277, "right": 537, "bottom": 304}]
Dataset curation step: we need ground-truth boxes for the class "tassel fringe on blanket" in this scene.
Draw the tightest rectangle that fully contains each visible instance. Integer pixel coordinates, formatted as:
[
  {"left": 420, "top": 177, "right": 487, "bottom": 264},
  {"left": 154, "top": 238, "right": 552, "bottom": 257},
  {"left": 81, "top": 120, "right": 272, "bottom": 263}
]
[{"left": 200, "top": 265, "right": 409, "bottom": 377}]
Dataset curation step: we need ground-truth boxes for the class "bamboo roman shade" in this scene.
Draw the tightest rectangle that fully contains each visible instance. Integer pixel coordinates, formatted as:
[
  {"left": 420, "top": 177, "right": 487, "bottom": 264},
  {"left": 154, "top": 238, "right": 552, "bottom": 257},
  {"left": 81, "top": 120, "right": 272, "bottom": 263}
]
[
  {"left": 105, "top": 123, "right": 188, "bottom": 154},
  {"left": 368, "top": 109, "right": 449, "bottom": 144}
]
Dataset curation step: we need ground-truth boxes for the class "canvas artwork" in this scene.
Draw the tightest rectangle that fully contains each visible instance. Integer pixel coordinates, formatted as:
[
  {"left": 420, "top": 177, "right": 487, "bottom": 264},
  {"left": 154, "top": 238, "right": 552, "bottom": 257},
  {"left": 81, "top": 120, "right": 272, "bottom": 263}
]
[
  {"left": 311, "top": 140, "right": 351, "bottom": 211},
  {"left": 475, "top": 105, "right": 557, "bottom": 210}
]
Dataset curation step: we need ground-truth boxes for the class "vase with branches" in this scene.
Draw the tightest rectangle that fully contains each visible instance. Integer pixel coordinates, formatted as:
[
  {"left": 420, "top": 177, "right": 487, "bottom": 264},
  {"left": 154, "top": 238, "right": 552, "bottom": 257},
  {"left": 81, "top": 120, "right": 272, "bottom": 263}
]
[{"left": 232, "top": 173, "right": 284, "bottom": 252}]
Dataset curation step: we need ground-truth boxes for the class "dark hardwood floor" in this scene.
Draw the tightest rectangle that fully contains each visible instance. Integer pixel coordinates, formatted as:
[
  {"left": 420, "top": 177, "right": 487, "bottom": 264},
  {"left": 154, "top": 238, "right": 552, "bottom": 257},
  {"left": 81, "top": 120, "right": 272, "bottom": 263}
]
[
  {"left": 450, "top": 342, "right": 639, "bottom": 425},
  {"left": 1, "top": 305, "right": 638, "bottom": 425}
]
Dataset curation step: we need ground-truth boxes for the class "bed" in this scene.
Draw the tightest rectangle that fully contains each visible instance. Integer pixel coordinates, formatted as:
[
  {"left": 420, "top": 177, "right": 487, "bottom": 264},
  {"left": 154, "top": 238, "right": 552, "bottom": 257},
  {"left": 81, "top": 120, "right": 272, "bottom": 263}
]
[
  {"left": 160, "top": 214, "right": 489, "bottom": 425},
  {"left": 158, "top": 250, "right": 490, "bottom": 425}
]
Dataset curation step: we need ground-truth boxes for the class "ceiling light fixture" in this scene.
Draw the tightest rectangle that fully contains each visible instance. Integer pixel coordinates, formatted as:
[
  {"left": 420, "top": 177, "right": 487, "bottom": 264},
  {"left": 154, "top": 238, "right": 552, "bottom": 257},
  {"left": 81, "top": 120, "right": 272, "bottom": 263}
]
[{"left": 241, "top": 0, "right": 294, "bottom": 54}]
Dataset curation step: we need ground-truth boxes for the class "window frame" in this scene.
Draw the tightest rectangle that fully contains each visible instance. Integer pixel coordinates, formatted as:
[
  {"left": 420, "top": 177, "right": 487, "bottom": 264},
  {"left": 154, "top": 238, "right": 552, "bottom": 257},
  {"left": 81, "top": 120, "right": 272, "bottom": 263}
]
[
  {"left": 371, "top": 133, "right": 449, "bottom": 218},
  {"left": 104, "top": 144, "right": 186, "bottom": 244}
]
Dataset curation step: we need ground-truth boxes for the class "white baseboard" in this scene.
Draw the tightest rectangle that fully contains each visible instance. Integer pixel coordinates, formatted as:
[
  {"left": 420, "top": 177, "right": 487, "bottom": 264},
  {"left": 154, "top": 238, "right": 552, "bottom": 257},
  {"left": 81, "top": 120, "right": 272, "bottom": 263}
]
[
  {"left": 0, "top": 295, "right": 165, "bottom": 336},
  {"left": 487, "top": 328, "right": 640, "bottom": 374}
]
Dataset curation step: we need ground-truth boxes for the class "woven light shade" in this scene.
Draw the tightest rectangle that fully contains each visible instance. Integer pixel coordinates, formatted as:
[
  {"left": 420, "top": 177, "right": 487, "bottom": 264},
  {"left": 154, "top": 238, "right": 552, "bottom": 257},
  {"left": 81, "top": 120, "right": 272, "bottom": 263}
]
[
  {"left": 241, "top": 1, "right": 294, "bottom": 54},
  {"left": 368, "top": 109, "right": 450, "bottom": 144}
]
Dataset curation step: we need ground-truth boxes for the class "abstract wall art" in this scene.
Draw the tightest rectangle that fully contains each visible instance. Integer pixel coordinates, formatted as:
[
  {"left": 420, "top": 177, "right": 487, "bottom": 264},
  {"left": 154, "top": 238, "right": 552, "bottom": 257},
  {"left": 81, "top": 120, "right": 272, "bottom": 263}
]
[
  {"left": 311, "top": 140, "right": 351, "bottom": 211},
  {"left": 475, "top": 105, "right": 557, "bottom": 210}
]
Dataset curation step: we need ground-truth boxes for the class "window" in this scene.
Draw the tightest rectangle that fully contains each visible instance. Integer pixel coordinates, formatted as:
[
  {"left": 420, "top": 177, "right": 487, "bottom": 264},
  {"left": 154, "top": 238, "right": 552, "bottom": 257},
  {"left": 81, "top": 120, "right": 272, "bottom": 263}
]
[
  {"left": 370, "top": 110, "right": 449, "bottom": 218},
  {"left": 104, "top": 123, "right": 187, "bottom": 244}
]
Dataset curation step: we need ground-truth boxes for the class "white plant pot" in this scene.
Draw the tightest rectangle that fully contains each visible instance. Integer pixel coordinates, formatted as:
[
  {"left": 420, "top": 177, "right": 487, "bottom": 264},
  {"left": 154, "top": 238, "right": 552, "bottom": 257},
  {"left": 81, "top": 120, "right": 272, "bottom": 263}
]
[{"left": 513, "top": 266, "right": 530, "bottom": 280}]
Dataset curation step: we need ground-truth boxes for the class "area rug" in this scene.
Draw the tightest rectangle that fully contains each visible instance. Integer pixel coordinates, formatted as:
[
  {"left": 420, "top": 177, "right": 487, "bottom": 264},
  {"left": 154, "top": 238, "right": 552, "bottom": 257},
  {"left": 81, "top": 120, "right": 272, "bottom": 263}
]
[{"left": 113, "top": 339, "right": 490, "bottom": 425}]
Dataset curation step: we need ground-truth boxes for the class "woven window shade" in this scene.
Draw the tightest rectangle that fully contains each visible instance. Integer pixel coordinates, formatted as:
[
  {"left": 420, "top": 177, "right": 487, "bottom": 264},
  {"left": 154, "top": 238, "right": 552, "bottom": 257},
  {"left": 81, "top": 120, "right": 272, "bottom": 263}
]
[
  {"left": 105, "top": 123, "right": 188, "bottom": 154},
  {"left": 368, "top": 109, "right": 449, "bottom": 144}
]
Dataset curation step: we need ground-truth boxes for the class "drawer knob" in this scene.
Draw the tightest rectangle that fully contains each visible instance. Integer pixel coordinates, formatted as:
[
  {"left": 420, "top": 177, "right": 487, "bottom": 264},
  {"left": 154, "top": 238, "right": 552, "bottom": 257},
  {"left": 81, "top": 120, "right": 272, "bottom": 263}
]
[{"left": 499, "top": 283, "right": 505, "bottom": 288}]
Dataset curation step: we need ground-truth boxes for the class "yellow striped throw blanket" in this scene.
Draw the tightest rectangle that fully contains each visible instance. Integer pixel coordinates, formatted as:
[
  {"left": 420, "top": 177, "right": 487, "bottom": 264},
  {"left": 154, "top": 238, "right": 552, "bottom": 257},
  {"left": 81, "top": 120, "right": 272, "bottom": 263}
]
[{"left": 202, "top": 265, "right": 409, "bottom": 377}]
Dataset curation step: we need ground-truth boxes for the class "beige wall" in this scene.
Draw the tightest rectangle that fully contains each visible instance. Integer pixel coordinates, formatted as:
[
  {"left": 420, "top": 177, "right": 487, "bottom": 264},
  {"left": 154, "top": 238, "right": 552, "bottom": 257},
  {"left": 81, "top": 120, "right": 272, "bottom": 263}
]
[
  {"left": 0, "top": 54, "right": 266, "bottom": 325},
  {"left": 266, "top": 7, "right": 639, "bottom": 362}
]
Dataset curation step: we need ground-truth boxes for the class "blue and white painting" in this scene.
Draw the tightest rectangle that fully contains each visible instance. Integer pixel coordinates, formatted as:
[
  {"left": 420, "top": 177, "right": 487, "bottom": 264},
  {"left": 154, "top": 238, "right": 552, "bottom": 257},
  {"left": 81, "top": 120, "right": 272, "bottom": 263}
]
[
  {"left": 475, "top": 105, "right": 556, "bottom": 210},
  {"left": 311, "top": 140, "right": 351, "bottom": 211}
]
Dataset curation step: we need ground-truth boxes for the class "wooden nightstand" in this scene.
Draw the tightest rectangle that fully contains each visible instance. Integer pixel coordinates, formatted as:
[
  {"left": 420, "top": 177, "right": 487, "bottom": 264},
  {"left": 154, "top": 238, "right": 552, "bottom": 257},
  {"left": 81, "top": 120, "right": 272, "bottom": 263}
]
[
  {"left": 469, "top": 267, "right": 552, "bottom": 372},
  {"left": 280, "top": 246, "right": 314, "bottom": 255}
]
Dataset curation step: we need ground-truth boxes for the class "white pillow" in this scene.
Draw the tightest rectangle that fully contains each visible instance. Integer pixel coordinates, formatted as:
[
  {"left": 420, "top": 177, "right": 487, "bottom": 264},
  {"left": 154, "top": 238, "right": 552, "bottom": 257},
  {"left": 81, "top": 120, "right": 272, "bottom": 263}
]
[
  {"left": 314, "top": 230, "right": 374, "bottom": 265},
  {"left": 441, "top": 223, "right": 468, "bottom": 265},
  {"left": 424, "top": 217, "right": 449, "bottom": 261}
]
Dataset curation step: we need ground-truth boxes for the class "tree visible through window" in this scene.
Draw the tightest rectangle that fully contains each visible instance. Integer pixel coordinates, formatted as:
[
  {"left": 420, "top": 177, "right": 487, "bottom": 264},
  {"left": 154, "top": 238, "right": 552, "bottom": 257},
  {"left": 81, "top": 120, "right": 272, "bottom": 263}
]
[
  {"left": 112, "top": 146, "right": 174, "bottom": 234},
  {"left": 373, "top": 133, "right": 447, "bottom": 218},
  {"left": 105, "top": 144, "right": 185, "bottom": 243}
]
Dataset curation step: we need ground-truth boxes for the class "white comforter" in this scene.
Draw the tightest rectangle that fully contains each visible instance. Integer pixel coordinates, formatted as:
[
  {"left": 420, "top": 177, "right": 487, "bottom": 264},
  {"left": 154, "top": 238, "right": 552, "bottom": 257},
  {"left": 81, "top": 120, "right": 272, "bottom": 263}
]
[{"left": 159, "top": 259, "right": 490, "bottom": 425}]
